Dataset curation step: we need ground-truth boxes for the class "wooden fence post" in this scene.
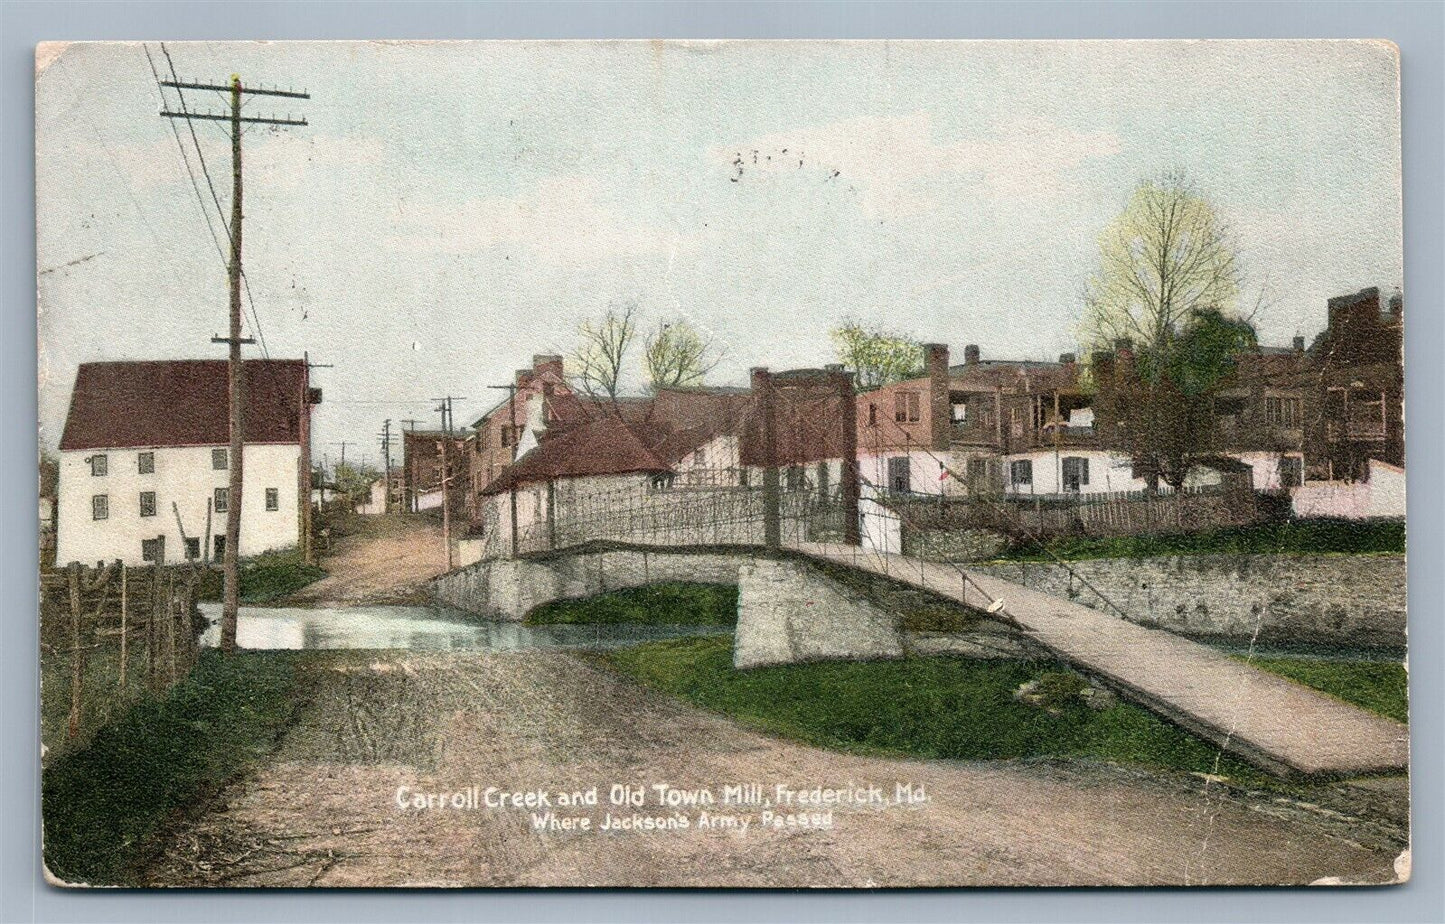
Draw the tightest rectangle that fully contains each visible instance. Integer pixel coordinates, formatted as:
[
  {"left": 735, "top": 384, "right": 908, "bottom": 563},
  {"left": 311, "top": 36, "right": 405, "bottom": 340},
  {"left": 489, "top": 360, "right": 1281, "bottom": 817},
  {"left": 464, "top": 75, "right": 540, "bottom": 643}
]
[
  {"left": 118, "top": 562, "right": 128, "bottom": 690},
  {"left": 147, "top": 564, "right": 162, "bottom": 692},
  {"left": 166, "top": 570, "right": 177, "bottom": 686},
  {"left": 66, "top": 562, "right": 83, "bottom": 740}
]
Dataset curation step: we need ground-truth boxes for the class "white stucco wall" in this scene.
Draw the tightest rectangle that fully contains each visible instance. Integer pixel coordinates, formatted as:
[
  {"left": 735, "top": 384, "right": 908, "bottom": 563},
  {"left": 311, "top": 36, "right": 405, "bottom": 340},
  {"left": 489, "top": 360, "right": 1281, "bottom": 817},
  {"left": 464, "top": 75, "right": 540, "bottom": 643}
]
[
  {"left": 858, "top": 451, "right": 952, "bottom": 497},
  {"left": 999, "top": 449, "right": 1145, "bottom": 496},
  {"left": 1234, "top": 451, "right": 1304, "bottom": 491},
  {"left": 56, "top": 443, "right": 302, "bottom": 566},
  {"left": 356, "top": 479, "right": 387, "bottom": 515},
  {"left": 675, "top": 435, "right": 743, "bottom": 486},
  {"left": 1291, "top": 459, "right": 1406, "bottom": 519}
]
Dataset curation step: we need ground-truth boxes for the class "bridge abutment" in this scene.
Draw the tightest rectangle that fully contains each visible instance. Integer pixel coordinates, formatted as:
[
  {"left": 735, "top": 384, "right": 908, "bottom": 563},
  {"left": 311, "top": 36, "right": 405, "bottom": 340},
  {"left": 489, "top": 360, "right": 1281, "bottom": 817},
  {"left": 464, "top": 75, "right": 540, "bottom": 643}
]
[{"left": 428, "top": 548, "right": 750, "bottom": 620}]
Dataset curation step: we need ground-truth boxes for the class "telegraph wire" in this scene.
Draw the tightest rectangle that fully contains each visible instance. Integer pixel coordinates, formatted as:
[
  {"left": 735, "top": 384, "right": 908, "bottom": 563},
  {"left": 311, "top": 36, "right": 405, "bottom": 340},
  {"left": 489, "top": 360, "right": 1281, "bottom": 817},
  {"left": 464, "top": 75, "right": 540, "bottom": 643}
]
[
  {"left": 153, "top": 43, "right": 272, "bottom": 359},
  {"left": 143, "top": 45, "right": 229, "bottom": 273}
]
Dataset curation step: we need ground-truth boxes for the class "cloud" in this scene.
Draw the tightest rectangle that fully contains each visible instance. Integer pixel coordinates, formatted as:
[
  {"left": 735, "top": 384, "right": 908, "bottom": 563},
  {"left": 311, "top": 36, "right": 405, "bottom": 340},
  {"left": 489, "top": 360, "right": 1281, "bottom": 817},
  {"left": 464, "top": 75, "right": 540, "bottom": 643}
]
[
  {"left": 714, "top": 112, "right": 1120, "bottom": 217},
  {"left": 383, "top": 174, "right": 692, "bottom": 264}
]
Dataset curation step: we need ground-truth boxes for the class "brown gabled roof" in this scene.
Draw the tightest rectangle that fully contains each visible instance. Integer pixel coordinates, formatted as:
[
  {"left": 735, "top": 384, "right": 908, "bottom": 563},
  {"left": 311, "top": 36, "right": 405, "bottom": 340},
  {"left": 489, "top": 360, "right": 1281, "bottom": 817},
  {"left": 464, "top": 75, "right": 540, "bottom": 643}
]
[
  {"left": 949, "top": 361, "right": 1079, "bottom": 393},
  {"left": 60, "top": 359, "right": 309, "bottom": 452},
  {"left": 480, "top": 414, "right": 672, "bottom": 495},
  {"left": 1233, "top": 350, "right": 1308, "bottom": 385}
]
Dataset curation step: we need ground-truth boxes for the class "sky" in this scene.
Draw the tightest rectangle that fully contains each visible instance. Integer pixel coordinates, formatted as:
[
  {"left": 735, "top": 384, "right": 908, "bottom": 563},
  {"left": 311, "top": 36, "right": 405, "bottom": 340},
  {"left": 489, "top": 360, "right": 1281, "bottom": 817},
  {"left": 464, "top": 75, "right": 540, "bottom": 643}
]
[{"left": 36, "top": 40, "right": 1402, "bottom": 464}]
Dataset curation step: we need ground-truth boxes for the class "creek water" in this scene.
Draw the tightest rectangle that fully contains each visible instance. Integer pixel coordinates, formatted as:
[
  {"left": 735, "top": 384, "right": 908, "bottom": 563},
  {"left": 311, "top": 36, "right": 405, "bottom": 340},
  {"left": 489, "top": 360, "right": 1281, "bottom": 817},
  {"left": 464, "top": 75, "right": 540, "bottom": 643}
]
[{"left": 197, "top": 602, "right": 728, "bottom": 651}]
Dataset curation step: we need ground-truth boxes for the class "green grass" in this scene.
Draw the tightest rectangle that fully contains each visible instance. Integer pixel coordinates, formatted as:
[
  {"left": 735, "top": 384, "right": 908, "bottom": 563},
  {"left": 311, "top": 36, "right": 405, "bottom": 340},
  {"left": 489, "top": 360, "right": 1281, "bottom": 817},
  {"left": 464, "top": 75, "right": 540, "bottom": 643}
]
[
  {"left": 41, "top": 650, "right": 308, "bottom": 886},
  {"left": 41, "top": 638, "right": 152, "bottom": 760},
  {"left": 526, "top": 581, "right": 738, "bottom": 626},
  {"left": 999, "top": 518, "right": 1405, "bottom": 562},
  {"left": 597, "top": 636, "right": 1269, "bottom": 784},
  {"left": 197, "top": 549, "right": 327, "bottom": 604},
  {"left": 1243, "top": 657, "right": 1409, "bottom": 723}
]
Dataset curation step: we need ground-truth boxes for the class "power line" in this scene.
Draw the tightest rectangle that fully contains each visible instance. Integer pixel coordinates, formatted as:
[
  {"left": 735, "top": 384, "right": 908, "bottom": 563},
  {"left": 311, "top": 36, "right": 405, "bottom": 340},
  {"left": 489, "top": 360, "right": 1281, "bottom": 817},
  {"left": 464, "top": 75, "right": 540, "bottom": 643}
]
[
  {"left": 143, "top": 45, "right": 229, "bottom": 276},
  {"left": 322, "top": 398, "right": 440, "bottom": 406},
  {"left": 156, "top": 43, "right": 271, "bottom": 359}
]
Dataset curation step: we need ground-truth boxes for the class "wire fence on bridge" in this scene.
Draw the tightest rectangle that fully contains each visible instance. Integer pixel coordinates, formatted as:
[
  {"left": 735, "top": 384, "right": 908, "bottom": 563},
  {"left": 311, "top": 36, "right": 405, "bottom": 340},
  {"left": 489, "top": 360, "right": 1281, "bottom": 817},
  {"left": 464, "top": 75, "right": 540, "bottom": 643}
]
[{"left": 511, "top": 476, "right": 847, "bottom": 557}]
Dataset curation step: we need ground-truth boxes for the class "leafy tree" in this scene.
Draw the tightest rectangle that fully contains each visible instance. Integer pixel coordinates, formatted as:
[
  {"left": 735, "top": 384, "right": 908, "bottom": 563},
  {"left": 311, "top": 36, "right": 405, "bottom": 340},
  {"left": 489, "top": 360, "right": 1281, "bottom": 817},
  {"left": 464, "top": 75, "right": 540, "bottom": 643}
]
[
  {"left": 332, "top": 462, "right": 381, "bottom": 506},
  {"left": 642, "top": 319, "right": 718, "bottom": 392},
  {"left": 1096, "top": 311, "right": 1257, "bottom": 493},
  {"left": 570, "top": 302, "right": 638, "bottom": 404},
  {"left": 830, "top": 321, "right": 924, "bottom": 391}
]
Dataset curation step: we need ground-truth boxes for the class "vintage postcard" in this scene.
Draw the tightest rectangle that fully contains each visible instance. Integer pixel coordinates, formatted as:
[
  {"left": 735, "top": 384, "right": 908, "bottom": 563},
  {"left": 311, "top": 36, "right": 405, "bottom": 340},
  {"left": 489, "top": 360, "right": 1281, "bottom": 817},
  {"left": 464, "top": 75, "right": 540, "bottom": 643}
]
[{"left": 36, "top": 39, "right": 1408, "bottom": 888}]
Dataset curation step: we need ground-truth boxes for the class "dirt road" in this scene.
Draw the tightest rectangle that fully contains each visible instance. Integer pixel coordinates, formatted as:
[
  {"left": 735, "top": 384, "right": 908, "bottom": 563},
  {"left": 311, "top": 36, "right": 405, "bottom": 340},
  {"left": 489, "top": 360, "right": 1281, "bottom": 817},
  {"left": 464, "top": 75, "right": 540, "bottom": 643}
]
[
  {"left": 287, "top": 514, "right": 447, "bottom": 606},
  {"left": 144, "top": 650, "right": 1403, "bottom": 887}
]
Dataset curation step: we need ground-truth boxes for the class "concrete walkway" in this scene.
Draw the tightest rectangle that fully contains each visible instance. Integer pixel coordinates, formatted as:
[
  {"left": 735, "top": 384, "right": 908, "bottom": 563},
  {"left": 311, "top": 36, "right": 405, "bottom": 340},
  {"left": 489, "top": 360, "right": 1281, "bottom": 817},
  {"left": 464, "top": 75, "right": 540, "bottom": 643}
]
[{"left": 791, "top": 542, "right": 1409, "bottom": 779}]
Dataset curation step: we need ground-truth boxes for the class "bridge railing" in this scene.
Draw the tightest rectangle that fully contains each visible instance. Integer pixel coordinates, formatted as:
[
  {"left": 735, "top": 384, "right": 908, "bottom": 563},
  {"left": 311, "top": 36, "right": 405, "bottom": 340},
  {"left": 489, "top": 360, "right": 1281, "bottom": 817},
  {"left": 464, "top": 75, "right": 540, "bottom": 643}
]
[{"left": 507, "top": 483, "right": 843, "bottom": 558}]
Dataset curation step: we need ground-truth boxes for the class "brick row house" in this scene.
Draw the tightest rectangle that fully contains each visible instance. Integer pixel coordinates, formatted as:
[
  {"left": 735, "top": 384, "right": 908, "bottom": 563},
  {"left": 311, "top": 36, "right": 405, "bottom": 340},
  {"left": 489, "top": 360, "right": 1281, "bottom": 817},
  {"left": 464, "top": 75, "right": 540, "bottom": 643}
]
[
  {"left": 855, "top": 287, "right": 1403, "bottom": 516},
  {"left": 400, "top": 428, "right": 468, "bottom": 518},
  {"left": 56, "top": 359, "right": 320, "bottom": 566}
]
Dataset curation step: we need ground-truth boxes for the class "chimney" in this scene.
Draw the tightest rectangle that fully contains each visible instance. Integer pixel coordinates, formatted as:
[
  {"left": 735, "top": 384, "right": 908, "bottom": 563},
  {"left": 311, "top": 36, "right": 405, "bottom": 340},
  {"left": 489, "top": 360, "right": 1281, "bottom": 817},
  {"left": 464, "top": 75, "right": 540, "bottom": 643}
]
[
  {"left": 1388, "top": 291, "right": 1403, "bottom": 319},
  {"left": 924, "top": 344, "right": 950, "bottom": 451},
  {"left": 1113, "top": 338, "right": 1135, "bottom": 373},
  {"left": 514, "top": 368, "right": 530, "bottom": 388},
  {"left": 533, "top": 353, "right": 564, "bottom": 379},
  {"left": 823, "top": 363, "right": 844, "bottom": 372},
  {"left": 963, "top": 344, "right": 980, "bottom": 365},
  {"left": 1059, "top": 352, "right": 1076, "bottom": 365},
  {"left": 1091, "top": 350, "right": 1115, "bottom": 384},
  {"left": 1292, "top": 335, "right": 1305, "bottom": 353}
]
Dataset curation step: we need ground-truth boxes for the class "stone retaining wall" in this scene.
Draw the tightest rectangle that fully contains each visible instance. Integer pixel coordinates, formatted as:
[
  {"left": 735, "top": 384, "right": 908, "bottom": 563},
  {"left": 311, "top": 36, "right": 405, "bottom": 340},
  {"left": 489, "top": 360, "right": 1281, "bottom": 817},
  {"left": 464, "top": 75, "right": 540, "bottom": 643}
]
[{"left": 970, "top": 554, "right": 1406, "bottom": 648}]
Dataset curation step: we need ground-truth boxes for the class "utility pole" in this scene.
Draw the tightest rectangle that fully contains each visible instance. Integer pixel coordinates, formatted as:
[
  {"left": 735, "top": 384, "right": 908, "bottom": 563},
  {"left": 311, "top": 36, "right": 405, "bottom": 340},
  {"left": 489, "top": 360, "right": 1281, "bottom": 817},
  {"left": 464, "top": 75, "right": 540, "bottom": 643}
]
[
  {"left": 399, "top": 419, "right": 422, "bottom": 512},
  {"left": 301, "top": 353, "right": 331, "bottom": 565},
  {"left": 331, "top": 441, "right": 353, "bottom": 471},
  {"left": 161, "top": 70, "right": 308, "bottom": 654},
  {"left": 438, "top": 436, "right": 454, "bottom": 569},
  {"left": 431, "top": 396, "right": 467, "bottom": 435},
  {"left": 430, "top": 397, "right": 466, "bottom": 563},
  {"left": 378, "top": 419, "right": 393, "bottom": 512},
  {"left": 751, "top": 368, "right": 781, "bottom": 550},
  {"left": 487, "top": 384, "right": 521, "bottom": 556}
]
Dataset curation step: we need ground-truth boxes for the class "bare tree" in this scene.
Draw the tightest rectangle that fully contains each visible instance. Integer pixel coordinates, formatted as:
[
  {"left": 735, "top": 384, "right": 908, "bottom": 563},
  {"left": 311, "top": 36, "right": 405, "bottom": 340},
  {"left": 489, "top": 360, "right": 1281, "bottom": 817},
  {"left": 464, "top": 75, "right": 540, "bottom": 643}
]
[
  {"left": 570, "top": 303, "right": 638, "bottom": 405},
  {"left": 1082, "top": 172, "right": 1253, "bottom": 492},
  {"left": 642, "top": 319, "right": 718, "bottom": 392},
  {"left": 830, "top": 321, "right": 924, "bottom": 391},
  {"left": 1081, "top": 170, "right": 1239, "bottom": 354}
]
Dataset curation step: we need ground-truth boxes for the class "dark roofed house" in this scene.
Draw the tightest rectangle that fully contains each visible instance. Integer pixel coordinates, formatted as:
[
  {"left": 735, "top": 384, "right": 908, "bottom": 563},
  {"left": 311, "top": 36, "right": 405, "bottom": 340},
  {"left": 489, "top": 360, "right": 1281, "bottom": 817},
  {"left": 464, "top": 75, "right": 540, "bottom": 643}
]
[
  {"left": 472, "top": 368, "right": 858, "bottom": 557},
  {"left": 55, "top": 359, "right": 318, "bottom": 567}
]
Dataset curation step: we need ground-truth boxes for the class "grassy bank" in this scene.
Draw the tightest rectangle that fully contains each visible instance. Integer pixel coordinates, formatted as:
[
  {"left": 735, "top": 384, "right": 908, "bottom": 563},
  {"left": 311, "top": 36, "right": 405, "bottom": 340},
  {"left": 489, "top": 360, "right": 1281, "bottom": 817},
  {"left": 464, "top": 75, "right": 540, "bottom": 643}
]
[
  {"left": 526, "top": 581, "right": 738, "bottom": 626},
  {"left": 42, "top": 650, "right": 307, "bottom": 886},
  {"left": 999, "top": 518, "right": 1405, "bottom": 562},
  {"left": 1243, "top": 657, "right": 1408, "bottom": 723},
  {"left": 597, "top": 636, "right": 1271, "bottom": 784},
  {"left": 197, "top": 549, "right": 327, "bottom": 604},
  {"left": 40, "top": 638, "right": 151, "bottom": 760}
]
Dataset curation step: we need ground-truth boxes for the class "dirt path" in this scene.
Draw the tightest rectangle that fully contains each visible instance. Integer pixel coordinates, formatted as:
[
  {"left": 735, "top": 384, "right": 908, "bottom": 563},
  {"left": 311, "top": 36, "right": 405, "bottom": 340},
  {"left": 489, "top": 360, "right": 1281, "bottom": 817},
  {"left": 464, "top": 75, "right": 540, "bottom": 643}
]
[
  {"left": 144, "top": 650, "right": 1403, "bottom": 888},
  {"left": 287, "top": 514, "right": 447, "bottom": 606}
]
